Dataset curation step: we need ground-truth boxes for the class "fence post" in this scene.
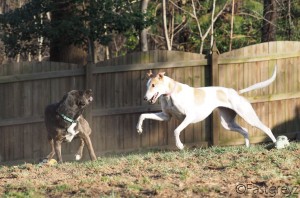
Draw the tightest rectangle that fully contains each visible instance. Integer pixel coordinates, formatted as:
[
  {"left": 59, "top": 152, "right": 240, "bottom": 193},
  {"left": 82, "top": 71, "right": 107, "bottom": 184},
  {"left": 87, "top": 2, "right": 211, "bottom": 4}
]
[
  {"left": 85, "top": 39, "right": 94, "bottom": 125},
  {"left": 211, "top": 41, "right": 219, "bottom": 146}
]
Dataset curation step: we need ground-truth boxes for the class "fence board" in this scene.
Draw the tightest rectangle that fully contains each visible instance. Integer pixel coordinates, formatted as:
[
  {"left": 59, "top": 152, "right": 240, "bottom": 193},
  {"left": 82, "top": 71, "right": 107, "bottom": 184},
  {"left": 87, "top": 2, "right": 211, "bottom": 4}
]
[
  {"left": 1, "top": 42, "right": 300, "bottom": 164},
  {"left": 217, "top": 41, "right": 300, "bottom": 145}
]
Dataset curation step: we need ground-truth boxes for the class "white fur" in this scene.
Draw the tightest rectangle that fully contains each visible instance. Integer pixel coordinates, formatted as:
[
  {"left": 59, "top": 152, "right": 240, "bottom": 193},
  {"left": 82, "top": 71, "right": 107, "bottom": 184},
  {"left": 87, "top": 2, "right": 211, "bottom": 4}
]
[
  {"left": 65, "top": 122, "right": 79, "bottom": 142},
  {"left": 239, "top": 65, "right": 277, "bottom": 94},
  {"left": 137, "top": 66, "right": 278, "bottom": 149},
  {"left": 75, "top": 154, "right": 82, "bottom": 161}
]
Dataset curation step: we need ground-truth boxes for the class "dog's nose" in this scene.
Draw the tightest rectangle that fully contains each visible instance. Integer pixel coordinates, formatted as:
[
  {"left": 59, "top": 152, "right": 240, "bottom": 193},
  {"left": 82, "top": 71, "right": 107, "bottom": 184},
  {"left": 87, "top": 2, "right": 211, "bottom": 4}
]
[{"left": 144, "top": 96, "right": 148, "bottom": 101}]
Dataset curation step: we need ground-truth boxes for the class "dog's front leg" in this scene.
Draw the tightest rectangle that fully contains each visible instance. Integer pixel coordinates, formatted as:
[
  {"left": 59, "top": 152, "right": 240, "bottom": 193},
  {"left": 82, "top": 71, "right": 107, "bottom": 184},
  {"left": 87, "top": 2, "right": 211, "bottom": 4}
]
[
  {"left": 137, "top": 112, "right": 170, "bottom": 134},
  {"left": 81, "top": 134, "right": 97, "bottom": 161},
  {"left": 75, "top": 138, "right": 85, "bottom": 161},
  {"left": 174, "top": 117, "right": 194, "bottom": 150}
]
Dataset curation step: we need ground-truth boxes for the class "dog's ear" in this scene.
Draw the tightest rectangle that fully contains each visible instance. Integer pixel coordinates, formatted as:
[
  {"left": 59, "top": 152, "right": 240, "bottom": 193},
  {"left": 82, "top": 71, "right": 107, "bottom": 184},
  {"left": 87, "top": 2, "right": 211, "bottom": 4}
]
[
  {"left": 58, "top": 92, "right": 74, "bottom": 113},
  {"left": 61, "top": 94, "right": 68, "bottom": 102},
  {"left": 146, "top": 70, "right": 154, "bottom": 79},
  {"left": 158, "top": 72, "right": 165, "bottom": 79},
  {"left": 65, "top": 93, "right": 75, "bottom": 107}
]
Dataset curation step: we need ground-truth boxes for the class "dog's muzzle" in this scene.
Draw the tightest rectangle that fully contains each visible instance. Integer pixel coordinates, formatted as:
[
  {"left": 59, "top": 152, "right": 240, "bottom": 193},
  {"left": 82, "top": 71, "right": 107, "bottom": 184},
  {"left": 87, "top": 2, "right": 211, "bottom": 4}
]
[{"left": 144, "top": 92, "right": 159, "bottom": 104}]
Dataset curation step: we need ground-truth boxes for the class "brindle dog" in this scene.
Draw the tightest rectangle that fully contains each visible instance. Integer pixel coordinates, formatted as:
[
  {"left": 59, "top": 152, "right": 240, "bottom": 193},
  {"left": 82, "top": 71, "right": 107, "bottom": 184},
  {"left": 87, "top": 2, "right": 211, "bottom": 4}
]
[{"left": 44, "top": 89, "right": 96, "bottom": 163}]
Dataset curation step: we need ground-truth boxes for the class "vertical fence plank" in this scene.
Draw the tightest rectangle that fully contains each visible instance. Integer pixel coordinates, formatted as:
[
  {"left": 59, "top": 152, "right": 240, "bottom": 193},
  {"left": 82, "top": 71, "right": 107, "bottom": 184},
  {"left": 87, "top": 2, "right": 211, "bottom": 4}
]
[
  {"left": 0, "top": 64, "right": 4, "bottom": 162},
  {"left": 13, "top": 62, "right": 23, "bottom": 160},
  {"left": 5, "top": 64, "right": 15, "bottom": 161},
  {"left": 22, "top": 63, "right": 34, "bottom": 160},
  {"left": 211, "top": 42, "right": 220, "bottom": 146},
  {"left": 193, "top": 66, "right": 203, "bottom": 143},
  {"left": 1, "top": 43, "right": 300, "bottom": 163},
  {"left": 85, "top": 62, "right": 93, "bottom": 124}
]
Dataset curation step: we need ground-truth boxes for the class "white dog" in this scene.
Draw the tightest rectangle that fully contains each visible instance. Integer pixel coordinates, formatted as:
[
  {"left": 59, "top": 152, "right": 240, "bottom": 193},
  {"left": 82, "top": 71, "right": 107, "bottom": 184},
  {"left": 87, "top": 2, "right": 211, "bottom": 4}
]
[{"left": 137, "top": 66, "right": 278, "bottom": 149}]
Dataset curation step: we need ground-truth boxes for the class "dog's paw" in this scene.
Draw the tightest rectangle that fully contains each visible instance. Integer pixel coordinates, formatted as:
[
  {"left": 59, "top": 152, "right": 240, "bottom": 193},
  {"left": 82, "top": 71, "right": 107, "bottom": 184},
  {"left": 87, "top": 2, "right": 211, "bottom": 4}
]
[
  {"left": 75, "top": 154, "right": 82, "bottom": 161},
  {"left": 65, "top": 134, "right": 73, "bottom": 142},
  {"left": 137, "top": 127, "right": 143, "bottom": 134},
  {"left": 176, "top": 142, "right": 184, "bottom": 150}
]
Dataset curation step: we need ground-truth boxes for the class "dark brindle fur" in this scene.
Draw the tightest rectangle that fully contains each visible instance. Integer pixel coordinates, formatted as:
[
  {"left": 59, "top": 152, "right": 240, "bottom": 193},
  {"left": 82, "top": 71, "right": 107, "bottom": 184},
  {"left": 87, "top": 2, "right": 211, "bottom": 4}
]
[{"left": 44, "top": 89, "right": 96, "bottom": 163}]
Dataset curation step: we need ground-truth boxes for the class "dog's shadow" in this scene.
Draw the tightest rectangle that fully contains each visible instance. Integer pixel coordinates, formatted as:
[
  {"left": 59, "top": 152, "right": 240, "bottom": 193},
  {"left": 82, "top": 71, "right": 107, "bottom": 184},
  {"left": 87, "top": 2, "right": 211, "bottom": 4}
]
[
  {"left": 272, "top": 106, "right": 300, "bottom": 139},
  {"left": 265, "top": 106, "right": 300, "bottom": 150}
]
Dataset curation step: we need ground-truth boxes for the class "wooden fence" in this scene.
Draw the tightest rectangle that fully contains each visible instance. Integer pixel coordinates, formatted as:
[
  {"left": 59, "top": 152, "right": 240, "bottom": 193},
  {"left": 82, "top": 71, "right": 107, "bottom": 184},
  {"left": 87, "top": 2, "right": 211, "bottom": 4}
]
[
  {"left": 0, "top": 41, "right": 300, "bottom": 164},
  {"left": 214, "top": 41, "right": 300, "bottom": 146}
]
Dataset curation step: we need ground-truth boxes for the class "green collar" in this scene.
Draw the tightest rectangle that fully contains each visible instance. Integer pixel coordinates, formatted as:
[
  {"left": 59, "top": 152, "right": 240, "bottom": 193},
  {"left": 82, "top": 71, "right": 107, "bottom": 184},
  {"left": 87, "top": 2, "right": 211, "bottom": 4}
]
[{"left": 57, "top": 112, "right": 76, "bottom": 123}]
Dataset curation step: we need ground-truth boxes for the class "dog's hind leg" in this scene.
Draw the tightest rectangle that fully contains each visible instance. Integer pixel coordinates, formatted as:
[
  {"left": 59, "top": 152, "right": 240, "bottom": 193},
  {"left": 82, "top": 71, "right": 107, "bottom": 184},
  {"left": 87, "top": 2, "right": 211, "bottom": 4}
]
[
  {"left": 54, "top": 140, "right": 63, "bottom": 163},
  {"left": 233, "top": 99, "right": 276, "bottom": 143},
  {"left": 218, "top": 107, "right": 250, "bottom": 147},
  {"left": 75, "top": 138, "right": 85, "bottom": 161},
  {"left": 46, "top": 138, "right": 56, "bottom": 159}
]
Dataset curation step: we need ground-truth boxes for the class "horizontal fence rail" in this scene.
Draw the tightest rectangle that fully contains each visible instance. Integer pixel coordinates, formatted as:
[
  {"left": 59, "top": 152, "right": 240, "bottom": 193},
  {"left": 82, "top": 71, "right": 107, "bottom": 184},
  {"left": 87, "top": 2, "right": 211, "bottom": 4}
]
[
  {"left": 1, "top": 51, "right": 300, "bottom": 84},
  {"left": 0, "top": 41, "right": 300, "bottom": 164}
]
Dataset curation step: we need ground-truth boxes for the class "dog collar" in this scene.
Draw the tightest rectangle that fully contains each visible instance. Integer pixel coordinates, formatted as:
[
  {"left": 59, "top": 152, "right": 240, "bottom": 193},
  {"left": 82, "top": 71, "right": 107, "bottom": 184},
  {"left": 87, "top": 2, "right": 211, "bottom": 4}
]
[{"left": 57, "top": 112, "right": 76, "bottom": 123}]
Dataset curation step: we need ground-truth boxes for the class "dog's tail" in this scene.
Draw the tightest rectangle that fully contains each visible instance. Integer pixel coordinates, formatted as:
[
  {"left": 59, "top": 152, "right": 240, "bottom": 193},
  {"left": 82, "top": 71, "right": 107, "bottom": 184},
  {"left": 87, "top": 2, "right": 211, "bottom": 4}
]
[{"left": 238, "top": 65, "right": 277, "bottom": 94}]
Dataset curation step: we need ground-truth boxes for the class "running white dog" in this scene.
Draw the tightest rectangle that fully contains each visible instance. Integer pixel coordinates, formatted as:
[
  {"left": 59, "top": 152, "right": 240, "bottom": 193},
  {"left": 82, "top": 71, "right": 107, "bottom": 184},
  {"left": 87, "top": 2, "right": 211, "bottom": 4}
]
[{"left": 137, "top": 66, "right": 278, "bottom": 149}]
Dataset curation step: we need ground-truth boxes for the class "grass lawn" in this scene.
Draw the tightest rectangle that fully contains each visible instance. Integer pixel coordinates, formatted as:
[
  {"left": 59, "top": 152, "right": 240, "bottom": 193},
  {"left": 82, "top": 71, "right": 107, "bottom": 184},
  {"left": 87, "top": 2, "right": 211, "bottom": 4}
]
[{"left": 0, "top": 142, "right": 300, "bottom": 197}]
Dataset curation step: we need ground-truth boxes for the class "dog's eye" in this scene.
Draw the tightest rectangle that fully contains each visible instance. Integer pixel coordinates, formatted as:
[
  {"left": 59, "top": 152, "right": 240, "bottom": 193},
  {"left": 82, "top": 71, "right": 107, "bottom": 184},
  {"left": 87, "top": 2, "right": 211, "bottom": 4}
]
[{"left": 152, "top": 84, "right": 155, "bottom": 88}]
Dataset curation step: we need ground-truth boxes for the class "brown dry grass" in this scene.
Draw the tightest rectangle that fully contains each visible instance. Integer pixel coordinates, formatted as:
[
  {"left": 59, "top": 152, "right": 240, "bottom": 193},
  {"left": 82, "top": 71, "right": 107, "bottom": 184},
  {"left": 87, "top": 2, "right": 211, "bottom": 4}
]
[{"left": 0, "top": 142, "right": 300, "bottom": 197}]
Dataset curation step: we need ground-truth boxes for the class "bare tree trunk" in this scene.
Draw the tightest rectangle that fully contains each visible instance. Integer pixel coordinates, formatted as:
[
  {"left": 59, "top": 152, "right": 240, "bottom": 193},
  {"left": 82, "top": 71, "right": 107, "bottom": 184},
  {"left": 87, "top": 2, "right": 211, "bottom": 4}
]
[
  {"left": 105, "top": 46, "right": 110, "bottom": 60},
  {"left": 170, "top": 5, "right": 175, "bottom": 48},
  {"left": 16, "top": 54, "right": 20, "bottom": 63},
  {"left": 200, "top": 38, "right": 205, "bottom": 54},
  {"left": 287, "top": 0, "right": 293, "bottom": 40},
  {"left": 191, "top": 0, "right": 203, "bottom": 53},
  {"left": 262, "top": 0, "right": 277, "bottom": 42},
  {"left": 210, "top": 0, "right": 216, "bottom": 49},
  {"left": 197, "top": 1, "right": 229, "bottom": 54},
  {"left": 28, "top": 52, "right": 32, "bottom": 62},
  {"left": 50, "top": 0, "right": 87, "bottom": 65},
  {"left": 0, "top": 0, "right": 4, "bottom": 14},
  {"left": 229, "top": 0, "right": 235, "bottom": 51},
  {"left": 140, "top": 0, "right": 150, "bottom": 52},
  {"left": 104, "top": 25, "right": 110, "bottom": 60},
  {"left": 87, "top": 38, "right": 95, "bottom": 63},
  {"left": 162, "top": 0, "right": 171, "bottom": 50},
  {"left": 50, "top": 44, "right": 87, "bottom": 64},
  {"left": 38, "top": 14, "right": 44, "bottom": 62}
]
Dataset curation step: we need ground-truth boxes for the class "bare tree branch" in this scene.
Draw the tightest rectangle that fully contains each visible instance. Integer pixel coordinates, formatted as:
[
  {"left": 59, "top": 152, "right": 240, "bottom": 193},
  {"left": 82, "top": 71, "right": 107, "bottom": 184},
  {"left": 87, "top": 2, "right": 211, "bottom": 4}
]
[
  {"left": 166, "top": 0, "right": 230, "bottom": 53},
  {"left": 210, "top": 0, "right": 216, "bottom": 49},
  {"left": 200, "top": 0, "right": 230, "bottom": 53},
  {"left": 162, "top": 0, "right": 171, "bottom": 50},
  {"left": 191, "top": 0, "right": 203, "bottom": 38},
  {"left": 229, "top": 0, "right": 235, "bottom": 51}
]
